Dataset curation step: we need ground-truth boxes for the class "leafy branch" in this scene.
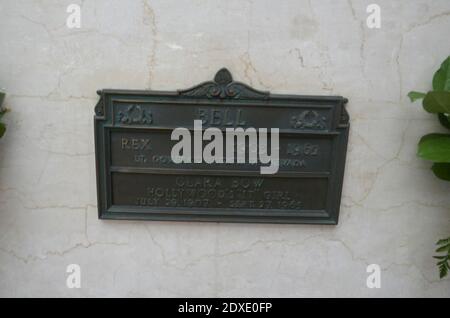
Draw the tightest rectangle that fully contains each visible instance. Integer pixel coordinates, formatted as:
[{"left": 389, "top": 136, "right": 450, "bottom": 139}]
[
  {"left": 434, "top": 237, "right": 450, "bottom": 279},
  {"left": 408, "top": 56, "right": 450, "bottom": 181},
  {"left": 408, "top": 56, "right": 450, "bottom": 278}
]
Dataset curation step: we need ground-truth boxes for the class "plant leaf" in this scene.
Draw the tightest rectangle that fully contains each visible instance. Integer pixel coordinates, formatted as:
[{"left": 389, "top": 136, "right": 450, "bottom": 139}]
[
  {"left": 408, "top": 91, "right": 426, "bottom": 102},
  {"left": 422, "top": 91, "right": 450, "bottom": 113},
  {"left": 431, "top": 162, "right": 450, "bottom": 181},
  {"left": 437, "top": 238, "right": 450, "bottom": 245},
  {"left": 0, "top": 91, "right": 5, "bottom": 108},
  {"left": 418, "top": 133, "right": 450, "bottom": 162},
  {"left": 436, "top": 245, "right": 450, "bottom": 253},
  {"left": 435, "top": 235, "right": 450, "bottom": 279},
  {"left": 0, "top": 122, "right": 5, "bottom": 138},
  {"left": 433, "top": 56, "right": 450, "bottom": 91},
  {"left": 439, "top": 262, "right": 448, "bottom": 279},
  {"left": 438, "top": 113, "right": 450, "bottom": 130}
]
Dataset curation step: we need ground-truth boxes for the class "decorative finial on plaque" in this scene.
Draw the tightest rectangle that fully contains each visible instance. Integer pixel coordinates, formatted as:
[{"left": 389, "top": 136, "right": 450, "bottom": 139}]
[
  {"left": 179, "top": 67, "right": 269, "bottom": 99},
  {"left": 214, "top": 68, "right": 233, "bottom": 85}
]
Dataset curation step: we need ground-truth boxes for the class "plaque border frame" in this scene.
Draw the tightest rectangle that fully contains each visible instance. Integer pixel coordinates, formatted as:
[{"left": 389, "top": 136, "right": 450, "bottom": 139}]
[{"left": 94, "top": 68, "right": 349, "bottom": 224}]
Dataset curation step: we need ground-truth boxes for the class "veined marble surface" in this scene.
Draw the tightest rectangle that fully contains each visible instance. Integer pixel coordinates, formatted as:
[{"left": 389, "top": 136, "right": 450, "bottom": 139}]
[{"left": 0, "top": 0, "right": 449, "bottom": 297}]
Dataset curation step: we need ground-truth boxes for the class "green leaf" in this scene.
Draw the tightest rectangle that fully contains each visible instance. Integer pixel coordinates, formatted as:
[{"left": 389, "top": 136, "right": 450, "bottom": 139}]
[
  {"left": 439, "top": 262, "right": 448, "bottom": 279},
  {"left": 435, "top": 236, "right": 450, "bottom": 279},
  {"left": 438, "top": 113, "right": 450, "bottom": 130},
  {"left": 0, "top": 122, "right": 5, "bottom": 138},
  {"left": 433, "top": 56, "right": 450, "bottom": 91},
  {"left": 422, "top": 91, "right": 450, "bottom": 113},
  {"left": 437, "top": 238, "right": 450, "bottom": 245},
  {"left": 408, "top": 91, "right": 426, "bottom": 102},
  {"left": 436, "top": 245, "right": 450, "bottom": 253},
  {"left": 418, "top": 133, "right": 450, "bottom": 162},
  {"left": 0, "top": 91, "right": 5, "bottom": 107},
  {"left": 432, "top": 163, "right": 450, "bottom": 181}
]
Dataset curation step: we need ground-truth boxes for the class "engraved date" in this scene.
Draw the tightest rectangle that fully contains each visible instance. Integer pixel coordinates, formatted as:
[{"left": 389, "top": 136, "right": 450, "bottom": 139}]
[{"left": 287, "top": 143, "right": 319, "bottom": 156}]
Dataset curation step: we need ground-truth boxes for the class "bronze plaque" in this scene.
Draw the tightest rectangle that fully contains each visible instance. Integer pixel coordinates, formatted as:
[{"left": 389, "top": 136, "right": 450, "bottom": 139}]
[{"left": 94, "top": 68, "right": 349, "bottom": 224}]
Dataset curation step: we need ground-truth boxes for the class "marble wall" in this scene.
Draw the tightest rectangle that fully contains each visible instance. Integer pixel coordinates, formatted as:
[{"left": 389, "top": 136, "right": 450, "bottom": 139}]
[{"left": 0, "top": 0, "right": 449, "bottom": 297}]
